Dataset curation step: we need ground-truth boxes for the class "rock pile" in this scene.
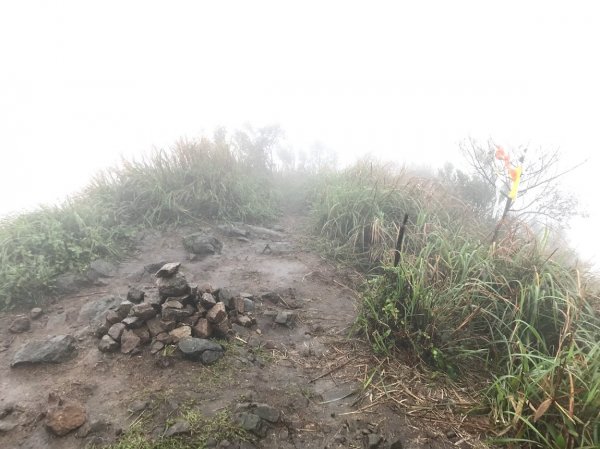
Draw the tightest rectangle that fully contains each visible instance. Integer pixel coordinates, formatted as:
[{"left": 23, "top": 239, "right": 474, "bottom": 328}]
[{"left": 95, "top": 262, "right": 256, "bottom": 363}]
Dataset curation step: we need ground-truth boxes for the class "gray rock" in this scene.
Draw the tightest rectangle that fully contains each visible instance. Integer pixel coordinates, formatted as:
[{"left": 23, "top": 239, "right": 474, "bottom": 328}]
[
  {"left": 157, "top": 273, "right": 190, "bottom": 300},
  {"left": 11, "top": 335, "right": 76, "bottom": 367},
  {"left": 120, "top": 330, "right": 141, "bottom": 354},
  {"left": 9, "top": 315, "right": 31, "bottom": 333},
  {"left": 115, "top": 300, "right": 134, "bottom": 318},
  {"left": 202, "top": 350, "right": 224, "bottom": 365},
  {"left": 105, "top": 310, "right": 122, "bottom": 325},
  {"left": 274, "top": 311, "right": 295, "bottom": 325},
  {"left": 133, "top": 326, "right": 151, "bottom": 344},
  {"left": 162, "top": 307, "right": 193, "bottom": 322},
  {"left": 218, "top": 288, "right": 235, "bottom": 309},
  {"left": 169, "top": 326, "right": 192, "bottom": 343},
  {"left": 253, "top": 404, "right": 280, "bottom": 423},
  {"left": 91, "top": 321, "right": 109, "bottom": 338},
  {"left": 122, "top": 316, "right": 144, "bottom": 328},
  {"left": 98, "top": 335, "right": 119, "bottom": 353},
  {"left": 199, "top": 292, "right": 217, "bottom": 308},
  {"left": 150, "top": 341, "right": 165, "bottom": 354},
  {"left": 178, "top": 338, "right": 223, "bottom": 361},
  {"left": 155, "top": 262, "right": 181, "bottom": 278},
  {"left": 236, "top": 315, "right": 253, "bottom": 328},
  {"left": 127, "top": 287, "right": 145, "bottom": 304},
  {"left": 206, "top": 303, "right": 227, "bottom": 323},
  {"left": 146, "top": 318, "right": 166, "bottom": 337},
  {"left": 243, "top": 298, "right": 255, "bottom": 312},
  {"left": 78, "top": 296, "right": 120, "bottom": 323},
  {"left": 182, "top": 233, "right": 223, "bottom": 255},
  {"left": 164, "top": 419, "right": 190, "bottom": 437},
  {"left": 236, "top": 412, "right": 266, "bottom": 437},
  {"left": 193, "top": 318, "right": 212, "bottom": 338},
  {"left": 107, "top": 323, "right": 126, "bottom": 341},
  {"left": 163, "top": 299, "right": 183, "bottom": 309},
  {"left": 30, "top": 307, "right": 43, "bottom": 319},
  {"left": 131, "top": 303, "right": 157, "bottom": 320}
]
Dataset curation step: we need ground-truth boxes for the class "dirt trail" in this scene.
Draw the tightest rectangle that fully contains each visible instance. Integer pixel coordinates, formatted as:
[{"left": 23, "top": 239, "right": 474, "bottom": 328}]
[{"left": 0, "top": 216, "right": 456, "bottom": 449}]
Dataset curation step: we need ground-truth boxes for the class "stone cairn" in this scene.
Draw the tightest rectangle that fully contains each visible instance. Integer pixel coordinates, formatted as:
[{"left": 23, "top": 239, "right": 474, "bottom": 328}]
[{"left": 95, "top": 262, "right": 256, "bottom": 364}]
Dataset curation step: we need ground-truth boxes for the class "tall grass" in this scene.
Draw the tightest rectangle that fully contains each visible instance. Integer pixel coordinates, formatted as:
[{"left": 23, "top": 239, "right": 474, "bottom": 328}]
[
  {"left": 310, "top": 161, "right": 600, "bottom": 448},
  {"left": 0, "top": 133, "right": 279, "bottom": 309}
]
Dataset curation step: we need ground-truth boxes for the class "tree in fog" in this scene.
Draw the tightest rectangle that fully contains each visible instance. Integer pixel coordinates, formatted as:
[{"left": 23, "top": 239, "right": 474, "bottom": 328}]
[{"left": 456, "top": 139, "right": 582, "bottom": 236}]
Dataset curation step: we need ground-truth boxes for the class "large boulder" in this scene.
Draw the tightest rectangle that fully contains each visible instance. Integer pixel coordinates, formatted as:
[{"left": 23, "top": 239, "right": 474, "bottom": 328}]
[
  {"left": 11, "top": 335, "right": 77, "bottom": 367},
  {"left": 182, "top": 233, "right": 223, "bottom": 255}
]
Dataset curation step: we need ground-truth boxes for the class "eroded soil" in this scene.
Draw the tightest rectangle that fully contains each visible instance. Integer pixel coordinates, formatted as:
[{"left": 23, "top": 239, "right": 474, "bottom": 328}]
[{"left": 0, "top": 217, "right": 463, "bottom": 449}]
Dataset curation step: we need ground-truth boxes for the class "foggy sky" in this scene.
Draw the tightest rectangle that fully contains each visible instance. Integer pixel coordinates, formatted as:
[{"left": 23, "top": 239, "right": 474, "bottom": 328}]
[{"left": 1, "top": 1, "right": 598, "bottom": 267}]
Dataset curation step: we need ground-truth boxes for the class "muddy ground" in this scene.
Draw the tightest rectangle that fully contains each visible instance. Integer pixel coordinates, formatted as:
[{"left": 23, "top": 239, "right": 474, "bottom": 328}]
[{"left": 0, "top": 217, "right": 474, "bottom": 449}]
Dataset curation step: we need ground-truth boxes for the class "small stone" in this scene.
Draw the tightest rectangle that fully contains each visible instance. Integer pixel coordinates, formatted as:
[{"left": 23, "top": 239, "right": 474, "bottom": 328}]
[
  {"left": 133, "top": 326, "right": 151, "bottom": 344},
  {"left": 155, "top": 262, "right": 181, "bottom": 278},
  {"left": 164, "top": 419, "right": 190, "bottom": 437},
  {"left": 274, "top": 311, "right": 295, "bottom": 326},
  {"left": 193, "top": 318, "right": 212, "bottom": 338},
  {"left": 107, "top": 323, "right": 126, "bottom": 341},
  {"left": 169, "top": 326, "right": 192, "bottom": 343},
  {"left": 127, "top": 287, "right": 145, "bottom": 303},
  {"left": 214, "top": 317, "right": 232, "bottom": 339},
  {"left": 243, "top": 298, "right": 255, "bottom": 312},
  {"left": 236, "top": 315, "right": 253, "bottom": 328},
  {"left": 30, "top": 307, "right": 43, "bottom": 319},
  {"left": 46, "top": 400, "right": 87, "bottom": 436},
  {"left": 199, "top": 292, "right": 217, "bottom": 308},
  {"left": 155, "top": 332, "right": 173, "bottom": 344},
  {"left": 161, "top": 307, "right": 193, "bottom": 322},
  {"left": 218, "top": 288, "right": 235, "bottom": 309},
  {"left": 146, "top": 318, "right": 166, "bottom": 337},
  {"left": 157, "top": 273, "right": 190, "bottom": 300},
  {"left": 120, "top": 330, "right": 141, "bottom": 354},
  {"left": 115, "top": 301, "right": 134, "bottom": 318},
  {"left": 150, "top": 341, "right": 165, "bottom": 354},
  {"left": 105, "top": 310, "right": 122, "bottom": 325},
  {"left": 161, "top": 320, "right": 177, "bottom": 332},
  {"left": 206, "top": 302, "right": 227, "bottom": 323},
  {"left": 236, "top": 412, "right": 266, "bottom": 437},
  {"left": 253, "top": 404, "right": 280, "bottom": 423},
  {"left": 92, "top": 321, "right": 110, "bottom": 338},
  {"left": 162, "top": 299, "right": 183, "bottom": 309},
  {"left": 122, "top": 316, "right": 143, "bottom": 328},
  {"left": 233, "top": 297, "right": 245, "bottom": 314},
  {"left": 9, "top": 315, "right": 31, "bottom": 333},
  {"left": 180, "top": 312, "right": 201, "bottom": 327},
  {"left": 131, "top": 303, "right": 157, "bottom": 320},
  {"left": 98, "top": 335, "right": 119, "bottom": 352}
]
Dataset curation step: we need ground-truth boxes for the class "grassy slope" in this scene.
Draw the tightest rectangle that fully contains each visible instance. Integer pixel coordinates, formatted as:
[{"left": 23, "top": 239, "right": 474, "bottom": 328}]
[
  {"left": 310, "top": 161, "right": 600, "bottom": 448},
  {"left": 0, "top": 137, "right": 278, "bottom": 309}
]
